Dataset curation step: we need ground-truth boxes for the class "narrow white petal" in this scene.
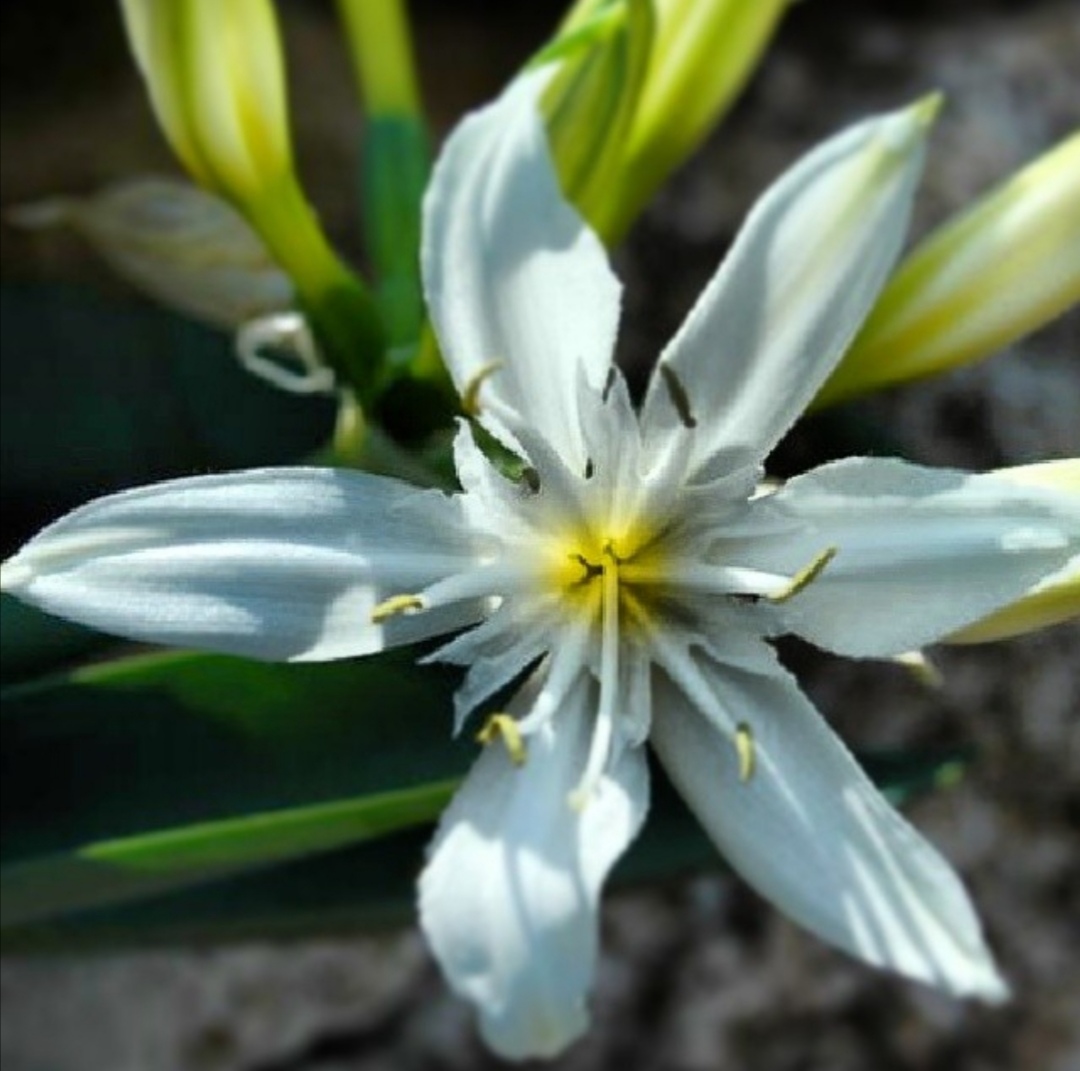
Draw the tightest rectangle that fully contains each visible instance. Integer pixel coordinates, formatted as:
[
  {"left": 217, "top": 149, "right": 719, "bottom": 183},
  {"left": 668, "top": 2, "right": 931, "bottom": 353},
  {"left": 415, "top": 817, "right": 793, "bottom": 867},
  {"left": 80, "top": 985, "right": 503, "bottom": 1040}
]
[
  {"left": 422, "top": 69, "right": 622, "bottom": 470},
  {"left": 426, "top": 600, "right": 558, "bottom": 734},
  {"left": 642, "top": 100, "right": 936, "bottom": 477},
  {"left": 452, "top": 422, "right": 536, "bottom": 542},
  {"left": 419, "top": 674, "right": 649, "bottom": 1060},
  {"left": 650, "top": 652, "right": 1008, "bottom": 1000},
  {"left": 1, "top": 468, "right": 482, "bottom": 661},
  {"left": 753, "top": 457, "right": 1080, "bottom": 657}
]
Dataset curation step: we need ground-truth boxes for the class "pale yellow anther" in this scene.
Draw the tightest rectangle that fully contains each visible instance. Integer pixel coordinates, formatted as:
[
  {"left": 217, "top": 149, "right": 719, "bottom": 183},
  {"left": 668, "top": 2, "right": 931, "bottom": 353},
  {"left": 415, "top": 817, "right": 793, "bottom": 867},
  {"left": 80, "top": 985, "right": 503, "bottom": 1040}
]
[
  {"left": 767, "top": 546, "right": 838, "bottom": 604},
  {"left": 476, "top": 713, "right": 528, "bottom": 767},
  {"left": 369, "top": 593, "right": 424, "bottom": 624},
  {"left": 567, "top": 787, "right": 591, "bottom": 813},
  {"left": 893, "top": 650, "right": 944, "bottom": 689},
  {"left": 734, "top": 722, "right": 756, "bottom": 783},
  {"left": 461, "top": 360, "right": 505, "bottom": 417}
]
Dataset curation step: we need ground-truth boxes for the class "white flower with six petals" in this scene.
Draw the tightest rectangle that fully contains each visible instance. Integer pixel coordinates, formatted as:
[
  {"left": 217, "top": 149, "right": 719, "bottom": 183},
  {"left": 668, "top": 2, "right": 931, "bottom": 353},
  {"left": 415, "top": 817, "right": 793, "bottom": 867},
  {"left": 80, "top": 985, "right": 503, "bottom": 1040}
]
[{"left": 3, "top": 71, "right": 1078, "bottom": 1061}]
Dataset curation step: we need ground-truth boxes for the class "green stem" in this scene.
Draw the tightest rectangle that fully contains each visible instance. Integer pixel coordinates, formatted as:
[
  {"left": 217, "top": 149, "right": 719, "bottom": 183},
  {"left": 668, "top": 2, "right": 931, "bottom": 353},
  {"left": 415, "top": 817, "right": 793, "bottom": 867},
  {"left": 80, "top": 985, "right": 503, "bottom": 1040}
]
[
  {"left": 336, "top": 0, "right": 422, "bottom": 114},
  {"left": 248, "top": 176, "right": 386, "bottom": 405}
]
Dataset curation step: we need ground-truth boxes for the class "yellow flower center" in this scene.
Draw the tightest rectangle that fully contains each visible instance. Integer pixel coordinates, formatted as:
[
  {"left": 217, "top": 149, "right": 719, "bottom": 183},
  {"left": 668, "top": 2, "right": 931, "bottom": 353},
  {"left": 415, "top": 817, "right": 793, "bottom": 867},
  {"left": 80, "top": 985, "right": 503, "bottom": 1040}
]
[{"left": 545, "top": 517, "right": 667, "bottom": 633}]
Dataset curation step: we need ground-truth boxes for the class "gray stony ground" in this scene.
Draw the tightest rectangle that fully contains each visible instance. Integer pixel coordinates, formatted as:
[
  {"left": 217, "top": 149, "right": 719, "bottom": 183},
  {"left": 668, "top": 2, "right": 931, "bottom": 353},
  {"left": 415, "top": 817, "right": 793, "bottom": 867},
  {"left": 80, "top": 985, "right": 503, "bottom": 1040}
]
[{"left": 2, "top": 3, "right": 1078, "bottom": 1070}]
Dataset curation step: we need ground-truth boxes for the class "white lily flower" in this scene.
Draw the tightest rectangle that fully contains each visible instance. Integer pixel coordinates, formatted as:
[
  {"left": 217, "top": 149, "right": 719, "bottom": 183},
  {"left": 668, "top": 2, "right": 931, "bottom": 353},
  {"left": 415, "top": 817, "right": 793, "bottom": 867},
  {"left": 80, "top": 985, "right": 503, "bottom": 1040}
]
[{"left": 4, "top": 73, "right": 1079, "bottom": 1061}]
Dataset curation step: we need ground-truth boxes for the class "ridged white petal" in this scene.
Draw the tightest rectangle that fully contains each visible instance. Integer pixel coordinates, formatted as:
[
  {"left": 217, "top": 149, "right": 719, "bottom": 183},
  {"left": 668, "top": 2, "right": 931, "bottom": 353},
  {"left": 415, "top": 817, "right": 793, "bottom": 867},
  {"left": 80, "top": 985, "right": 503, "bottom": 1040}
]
[
  {"left": 422, "top": 69, "right": 621, "bottom": 470},
  {"left": 650, "top": 652, "right": 1008, "bottom": 1000},
  {"left": 419, "top": 674, "right": 649, "bottom": 1060},
  {"left": 754, "top": 457, "right": 1080, "bottom": 656},
  {"left": 642, "top": 99, "right": 936, "bottom": 477},
  {"left": 1, "top": 468, "right": 481, "bottom": 661}
]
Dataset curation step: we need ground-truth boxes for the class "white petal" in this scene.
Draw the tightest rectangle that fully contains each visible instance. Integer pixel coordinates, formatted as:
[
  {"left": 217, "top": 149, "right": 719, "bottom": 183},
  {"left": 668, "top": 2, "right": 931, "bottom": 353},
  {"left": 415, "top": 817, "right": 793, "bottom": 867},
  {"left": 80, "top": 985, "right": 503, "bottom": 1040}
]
[
  {"left": 419, "top": 674, "right": 649, "bottom": 1060},
  {"left": 425, "top": 600, "right": 559, "bottom": 735},
  {"left": 650, "top": 651, "right": 1008, "bottom": 1000},
  {"left": 753, "top": 457, "right": 1080, "bottom": 657},
  {"left": 1, "top": 468, "right": 482, "bottom": 662},
  {"left": 422, "top": 69, "right": 622, "bottom": 470},
  {"left": 642, "top": 100, "right": 936, "bottom": 478}
]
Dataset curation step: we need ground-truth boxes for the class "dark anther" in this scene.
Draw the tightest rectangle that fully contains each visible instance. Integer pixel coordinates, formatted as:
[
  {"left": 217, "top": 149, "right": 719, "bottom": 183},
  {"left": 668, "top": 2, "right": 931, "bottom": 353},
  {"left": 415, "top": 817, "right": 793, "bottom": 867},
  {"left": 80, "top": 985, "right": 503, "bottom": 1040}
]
[
  {"left": 659, "top": 364, "right": 697, "bottom": 429},
  {"left": 570, "top": 553, "right": 603, "bottom": 583},
  {"left": 602, "top": 366, "right": 617, "bottom": 402},
  {"left": 521, "top": 467, "right": 541, "bottom": 494}
]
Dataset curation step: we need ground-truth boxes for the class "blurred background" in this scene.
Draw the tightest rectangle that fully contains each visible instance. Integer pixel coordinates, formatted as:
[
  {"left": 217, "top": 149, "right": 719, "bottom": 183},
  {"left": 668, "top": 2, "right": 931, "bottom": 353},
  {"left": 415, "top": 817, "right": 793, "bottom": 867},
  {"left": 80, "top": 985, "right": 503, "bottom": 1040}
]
[{"left": 1, "top": 1, "right": 1078, "bottom": 1068}]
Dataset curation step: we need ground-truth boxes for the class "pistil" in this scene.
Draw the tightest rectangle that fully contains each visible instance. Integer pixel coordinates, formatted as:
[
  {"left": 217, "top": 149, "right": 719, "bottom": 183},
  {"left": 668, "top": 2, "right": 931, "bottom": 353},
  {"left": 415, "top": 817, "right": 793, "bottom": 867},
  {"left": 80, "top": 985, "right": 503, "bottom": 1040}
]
[{"left": 568, "top": 543, "right": 622, "bottom": 809}]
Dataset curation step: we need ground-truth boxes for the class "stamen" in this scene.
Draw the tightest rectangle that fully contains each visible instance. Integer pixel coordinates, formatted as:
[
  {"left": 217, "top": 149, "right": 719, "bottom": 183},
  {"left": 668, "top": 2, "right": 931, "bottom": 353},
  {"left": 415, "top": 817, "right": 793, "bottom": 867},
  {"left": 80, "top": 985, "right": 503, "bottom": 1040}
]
[
  {"left": 626, "top": 560, "right": 788, "bottom": 596},
  {"left": 369, "top": 593, "right": 424, "bottom": 624},
  {"left": 601, "top": 539, "right": 626, "bottom": 564},
  {"left": 893, "top": 650, "right": 943, "bottom": 689},
  {"left": 476, "top": 713, "right": 527, "bottom": 766},
  {"left": 569, "top": 553, "right": 603, "bottom": 585},
  {"left": 734, "top": 722, "right": 756, "bottom": 782},
  {"left": 766, "top": 546, "right": 837, "bottom": 604},
  {"left": 602, "top": 365, "right": 618, "bottom": 402},
  {"left": 421, "top": 562, "right": 531, "bottom": 608},
  {"left": 568, "top": 547, "right": 621, "bottom": 810},
  {"left": 516, "top": 619, "right": 593, "bottom": 736},
  {"left": 659, "top": 364, "right": 698, "bottom": 429},
  {"left": 461, "top": 360, "right": 504, "bottom": 416}
]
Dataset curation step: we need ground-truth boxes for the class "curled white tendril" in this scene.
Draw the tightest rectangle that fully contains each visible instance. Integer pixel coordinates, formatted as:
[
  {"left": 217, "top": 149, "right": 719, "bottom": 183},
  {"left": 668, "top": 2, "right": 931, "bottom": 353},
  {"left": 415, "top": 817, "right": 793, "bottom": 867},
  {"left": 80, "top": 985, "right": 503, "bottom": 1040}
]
[{"left": 235, "top": 311, "right": 336, "bottom": 395}]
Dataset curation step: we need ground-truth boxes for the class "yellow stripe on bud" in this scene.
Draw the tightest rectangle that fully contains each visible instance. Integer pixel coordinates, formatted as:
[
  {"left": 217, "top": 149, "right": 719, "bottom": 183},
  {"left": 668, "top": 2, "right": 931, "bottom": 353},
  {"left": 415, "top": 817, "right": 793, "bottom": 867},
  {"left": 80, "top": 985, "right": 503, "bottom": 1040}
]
[
  {"left": 476, "top": 714, "right": 528, "bottom": 767},
  {"left": 819, "top": 133, "right": 1080, "bottom": 407},
  {"left": 945, "top": 460, "right": 1080, "bottom": 644},
  {"left": 543, "top": 0, "right": 654, "bottom": 239},
  {"left": 544, "top": 0, "right": 787, "bottom": 244}
]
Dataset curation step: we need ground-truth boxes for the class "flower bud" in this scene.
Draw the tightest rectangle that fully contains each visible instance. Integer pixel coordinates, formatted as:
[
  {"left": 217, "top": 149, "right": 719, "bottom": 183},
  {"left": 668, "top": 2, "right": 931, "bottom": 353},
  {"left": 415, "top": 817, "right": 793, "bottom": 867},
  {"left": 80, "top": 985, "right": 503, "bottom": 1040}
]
[
  {"left": 820, "top": 133, "right": 1080, "bottom": 406},
  {"left": 9, "top": 177, "right": 292, "bottom": 329}
]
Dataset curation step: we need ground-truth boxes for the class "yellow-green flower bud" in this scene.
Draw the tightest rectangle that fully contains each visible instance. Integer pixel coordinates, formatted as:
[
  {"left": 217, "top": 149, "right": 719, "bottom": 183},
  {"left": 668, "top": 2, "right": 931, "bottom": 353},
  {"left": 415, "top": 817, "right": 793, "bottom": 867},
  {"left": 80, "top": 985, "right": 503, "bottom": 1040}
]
[
  {"left": 543, "top": 0, "right": 653, "bottom": 235},
  {"left": 546, "top": 0, "right": 787, "bottom": 244},
  {"left": 120, "top": 0, "right": 291, "bottom": 199},
  {"left": 119, "top": 0, "right": 385, "bottom": 400},
  {"left": 818, "top": 132, "right": 1080, "bottom": 407}
]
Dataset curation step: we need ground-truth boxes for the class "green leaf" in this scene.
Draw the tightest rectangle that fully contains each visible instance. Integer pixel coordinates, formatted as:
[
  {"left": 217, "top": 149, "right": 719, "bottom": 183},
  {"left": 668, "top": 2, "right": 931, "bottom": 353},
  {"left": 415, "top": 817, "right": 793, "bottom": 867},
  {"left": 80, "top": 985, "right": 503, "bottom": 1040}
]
[
  {"left": 1, "top": 648, "right": 467, "bottom": 863},
  {"left": 0, "top": 596, "right": 111, "bottom": 684},
  {"left": 2, "top": 779, "right": 456, "bottom": 929},
  {"left": 1, "top": 634, "right": 972, "bottom": 948},
  {"left": 1, "top": 284, "right": 334, "bottom": 543},
  {"left": 1, "top": 283, "right": 336, "bottom": 680},
  {"left": 0, "top": 741, "right": 970, "bottom": 953}
]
